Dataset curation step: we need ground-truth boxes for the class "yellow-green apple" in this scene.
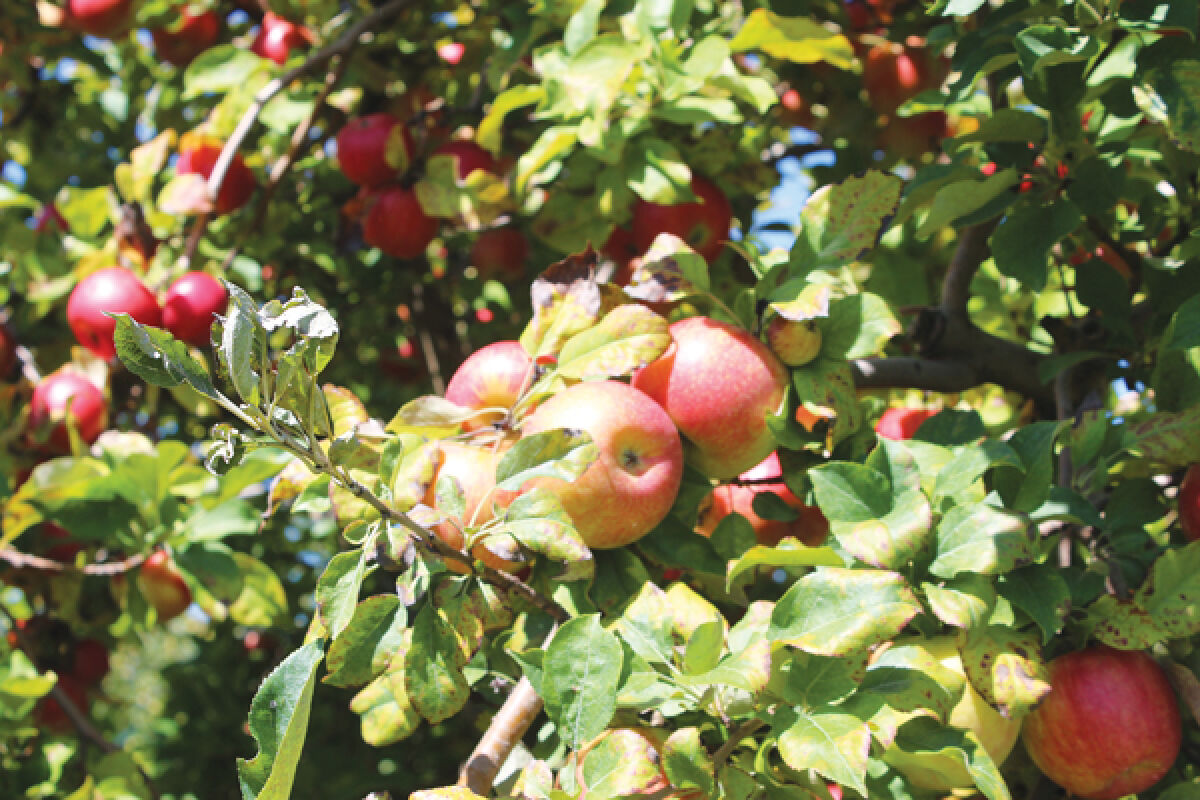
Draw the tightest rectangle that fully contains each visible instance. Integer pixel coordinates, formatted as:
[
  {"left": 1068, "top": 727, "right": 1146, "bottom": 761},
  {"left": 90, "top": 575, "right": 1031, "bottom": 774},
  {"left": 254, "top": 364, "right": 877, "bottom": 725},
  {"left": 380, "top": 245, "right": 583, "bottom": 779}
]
[
  {"left": 1021, "top": 646, "right": 1181, "bottom": 800},
  {"left": 66, "top": 0, "right": 132, "bottom": 38},
  {"left": 519, "top": 380, "right": 683, "bottom": 549},
  {"left": 882, "top": 636, "right": 1022, "bottom": 790},
  {"left": 421, "top": 440, "right": 520, "bottom": 571},
  {"left": 444, "top": 340, "right": 532, "bottom": 433},
  {"left": 632, "top": 316, "right": 788, "bottom": 480},
  {"left": 765, "top": 315, "right": 822, "bottom": 366},
  {"left": 469, "top": 227, "right": 529, "bottom": 284},
  {"left": 336, "top": 113, "right": 412, "bottom": 188},
  {"left": 176, "top": 142, "right": 257, "bottom": 215},
  {"left": 29, "top": 370, "right": 107, "bottom": 453},
  {"left": 137, "top": 549, "right": 192, "bottom": 622},
  {"left": 67, "top": 267, "right": 162, "bottom": 360},
  {"left": 151, "top": 8, "right": 221, "bottom": 66},
  {"left": 875, "top": 407, "right": 935, "bottom": 440},
  {"left": 696, "top": 452, "right": 828, "bottom": 547},
  {"left": 1179, "top": 464, "right": 1200, "bottom": 540},
  {"left": 632, "top": 175, "right": 731, "bottom": 263},
  {"left": 361, "top": 185, "right": 439, "bottom": 259},
  {"left": 250, "top": 12, "right": 313, "bottom": 65},
  {"left": 162, "top": 272, "right": 228, "bottom": 347}
]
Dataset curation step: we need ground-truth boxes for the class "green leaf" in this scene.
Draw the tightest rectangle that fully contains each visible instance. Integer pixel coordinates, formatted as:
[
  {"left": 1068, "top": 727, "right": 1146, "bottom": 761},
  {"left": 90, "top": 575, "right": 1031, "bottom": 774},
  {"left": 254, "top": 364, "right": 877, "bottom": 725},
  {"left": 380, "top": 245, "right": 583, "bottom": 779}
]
[
  {"left": 324, "top": 596, "right": 407, "bottom": 688},
  {"left": 229, "top": 553, "right": 289, "bottom": 628},
  {"left": 405, "top": 604, "right": 470, "bottom": 724},
  {"left": 236, "top": 641, "right": 323, "bottom": 800},
  {"left": 1139, "top": 61, "right": 1200, "bottom": 154},
  {"left": 960, "top": 626, "right": 1050, "bottom": 718},
  {"left": 768, "top": 568, "right": 921, "bottom": 656},
  {"left": 314, "top": 547, "right": 370, "bottom": 641},
  {"left": 557, "top": 304, "right": 671, "bottom": 379},
  {"left": 775, "top": 708, "right": 870, "bottom": 796},
  {"left": 185, "top": 45, "right": 268, "bottom": 98},
  {"left": 349, "top": 665, "right": 422, "bottom": 746},
  {"left": 613, "top": 582, "right": 675, "bottom": 666},
  {"left": 886, "top": 716, "right": 1011, "bottom": 800},
  {"left": 820, "top": 292, "right": 902, "bottom": 360},
  {"left": 516, "top": 126, "right": 579, "bottom": 194},
  {"left": 730, "top": 10, "right": 856, "bottom": 69},
  {"left": 989, "top": 199, "right": 1083, "bottom": 291},
  {"left": 808, "top": 463, "right": 891, "bottom": 522},
  {"left": 1124, "top": 405, "right": 1200, "bottom": 468},
  {"left": 501, "top": 489, "right": 594, "bottom": 582},
  {"left": 998, "top": 565, "right": 1071, "bottom": 643},
  {"left": 1134, "top": 540, "right": 1200, "bottom": 638},
  {"left": 220, "top": 282, "right": 267, "bottom": 407},
  {"left": 495, "top": 429, "right": 598, "bottom": 491},
  {"left": 922, "top": 574, "right": 997, "bottom": 631},
  {"left": 792, "top": 358, "right": 863, "bottom": 446},
  {"left": 663, "top": 728, "right": 716, "bottom": 796},
  {"left": 726, "top": 541, "right": 844, "bottom": 591},
  {"left": 542, "top": 615, "right": 622, "bottom": 748},
  {"left": 992, "top": 420, "right": 1065, "bottom": 512},
  {"left": 1086, "top": 595, "right": 1166, "bottom": 650},
  {"left": 478, "top": 85, "right": 545, "bottom": 156},
  {"left": 929, "top": 503, "right": 1036, "bottom": 579},
  {"left": 769, "top": 650, "right": 865, "bottom": 707},
  {"left": 111, "top": 314, "right": 220, "bottom": 400},
  {"left": 915, "top": 169, "right": 1019, "bottom": 239},
  {"left": 795, "top": 171, "right": 903, "bottom": 269}
]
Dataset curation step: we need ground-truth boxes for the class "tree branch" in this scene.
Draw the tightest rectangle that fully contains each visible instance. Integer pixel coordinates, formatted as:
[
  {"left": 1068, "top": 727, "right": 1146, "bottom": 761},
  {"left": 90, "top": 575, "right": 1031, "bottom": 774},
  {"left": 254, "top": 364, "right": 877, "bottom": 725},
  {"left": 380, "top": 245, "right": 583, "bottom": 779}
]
[
  {"left": 0, "top": 548, "right": 146, "bottom": 576},
  {"left": 940, "top": 219, "right": 997, "bottom": 318},
  {"left": 458, "top": 677, "right": 544, "bottom": 794}
]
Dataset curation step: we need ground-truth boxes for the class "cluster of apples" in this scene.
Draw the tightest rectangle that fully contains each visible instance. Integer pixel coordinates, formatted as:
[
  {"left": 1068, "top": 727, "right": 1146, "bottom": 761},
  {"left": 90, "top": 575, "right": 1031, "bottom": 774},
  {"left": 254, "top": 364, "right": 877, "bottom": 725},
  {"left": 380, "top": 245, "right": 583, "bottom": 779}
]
[
  {"left": 335, "top": 111, "right": 530, "bottom": 279},
  {"left": 7, "top": 617, "right": 110, "bottom": 732},
  {"left": 420, "top": 313, "right": 829, "bottom": 574}
]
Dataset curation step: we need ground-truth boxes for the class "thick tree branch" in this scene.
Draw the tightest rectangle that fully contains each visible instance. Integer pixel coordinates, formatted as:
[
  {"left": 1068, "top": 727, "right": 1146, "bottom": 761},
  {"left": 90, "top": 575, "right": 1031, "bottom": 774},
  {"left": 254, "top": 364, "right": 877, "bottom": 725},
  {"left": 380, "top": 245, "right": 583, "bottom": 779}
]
[
  {"left": 940, "top": 219, "right": 997, "bottom": 318},
  {"left": 458, "top": 677, "right": 544, "bottom": 794}
]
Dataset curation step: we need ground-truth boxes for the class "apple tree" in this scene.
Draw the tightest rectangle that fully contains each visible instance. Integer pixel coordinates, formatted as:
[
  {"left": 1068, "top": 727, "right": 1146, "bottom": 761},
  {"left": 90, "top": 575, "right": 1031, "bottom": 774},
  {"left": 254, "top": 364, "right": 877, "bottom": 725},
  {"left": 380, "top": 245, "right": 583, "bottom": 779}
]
[{"left": 2, "top": 0, "right": 1200, "bottom": 799}]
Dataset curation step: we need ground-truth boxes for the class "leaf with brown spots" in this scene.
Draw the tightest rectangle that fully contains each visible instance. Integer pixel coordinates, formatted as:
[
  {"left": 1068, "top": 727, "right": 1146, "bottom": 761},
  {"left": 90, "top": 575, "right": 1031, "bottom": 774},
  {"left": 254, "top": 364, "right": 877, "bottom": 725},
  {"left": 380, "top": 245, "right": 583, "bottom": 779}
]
[
  {"left": 959, "top": 626, "right": 1049, "bottom": 719},
  {"left": 1123, "top": 405, "right": 1200, "bottom": 468},
  {"left": 1134, "top": 539, "right": 1200, "bottom": 638},
  {"left": 623, "top": 234, "right": 711, "bottom": 304},
  {"left": 794, "top": 171, "right": 903, "bottom": 270},
  {"left": 520, "top": 249, "right": 605, "bottom": 359},
  {"left": 1086, "top": 595, "right": 1165, "bottom": 650}
]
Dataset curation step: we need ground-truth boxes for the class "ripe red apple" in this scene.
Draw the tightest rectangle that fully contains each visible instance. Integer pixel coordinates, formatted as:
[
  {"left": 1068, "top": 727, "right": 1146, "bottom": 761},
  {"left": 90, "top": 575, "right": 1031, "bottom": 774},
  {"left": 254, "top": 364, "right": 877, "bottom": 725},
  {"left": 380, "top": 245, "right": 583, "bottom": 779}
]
[
  {"left": 65, "top": 0, "right": 132, "bottom": 38},
  {"left": 1179, "top": 464, "right": 1200, "bottom": 540},
  {"left": 361, "top": 185, "right": 439, "bottom": 259},
  {"left": 696, "top": 452, "right": 828, "bottom": 547},
  {"left": 29, "top": 370, "right": 107, "bottom": 453},
  {"left": 602, "top": 225, "right": 640, "bottom": 285},
  {"left": 632, "top": 316, "right": 788, "bottom": 481},
  {"left": 336, "top": 113, "right": 413, "bottom": 188},
  {"left": 34, "top": 674, "right": 89, "bottom": 732},
  {"left": 875, "top": 407, "right": 935, "bottom": 440},
  {"left": 520, "top": 380, "right": 683, "bottom": 549},
  {"left": 862, "top": 42, "right": 933, "bottom": 114},
  {"left": 444, "top": 340, "right": 532, "bottom": 432},
  {"left": 162, "top": 272, "right": 229, "bottom": 347},
  {"left": 251, "top": 13, "right": 313, "bottom": 65},
  {"left": 71, "top": 638, "right": 109, "bottom": 687},
  {"left": 469, "top": 227, "right": 529, "bottom": 283},
  {"left": 67, "top": 267, "right": 162, "bottom": 360},
  {"left": 176, "top": 143, "right": 257, "bottom": 215},
  {"left": 432, "top": 141, "right": 498, "bottom": 181},
  {"left": 151, "top": 9, "right": 221, "bottom": 66},
  {"left": 765, "top": 315, "right": 822, "bottom": 366},
  {"left": 421, "top": 441, "right": 520, "bottom": 572},
  {"left": 1021, "top": 646, "right": 1181, "bottom": 800},
  {"left": 42, "top": 522, "right": 83, "bottom": 562},
  {"left": 137, "top": 549, "right": 192, "bottom": 623},
  {"left": 632, "top": 175, "right": 732, "bottom": 264}
]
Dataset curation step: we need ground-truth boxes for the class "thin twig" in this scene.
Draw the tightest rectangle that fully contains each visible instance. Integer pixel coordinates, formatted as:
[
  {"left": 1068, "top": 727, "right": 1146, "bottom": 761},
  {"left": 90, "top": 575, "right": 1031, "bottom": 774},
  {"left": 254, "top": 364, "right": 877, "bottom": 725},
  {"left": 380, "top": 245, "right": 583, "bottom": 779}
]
[
  {"left": 713, "top": 718, "right": 765, "bottom": 767},
  {"left": 411, "top": 283, "right": 446, "bottom": 395},
  {"left": 0, "top": 548, "right": 146, "bottom": 576}
]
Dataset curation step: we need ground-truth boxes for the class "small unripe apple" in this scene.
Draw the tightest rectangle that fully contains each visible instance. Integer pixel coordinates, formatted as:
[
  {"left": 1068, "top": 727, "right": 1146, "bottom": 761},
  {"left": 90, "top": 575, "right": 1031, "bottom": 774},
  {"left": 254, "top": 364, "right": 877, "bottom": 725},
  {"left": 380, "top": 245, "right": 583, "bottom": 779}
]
[
  {"left": 875, "top": 407, "right": 935, "bottom": 440},
  {"left": 67, "top": 267, "right": 162, "bottom": 360},
  {"left": 162, "top": 272, "right": 229, "bottom": 347},
  {"left": 151, "top": 9, "right": 221, "bottom": 66},
  {"left": 1021, "top": 646, "right": 1181, "bottom": 800},
  {"left": 336, "top": 113, "right": 413, "bottom": 188},
  {"left": 251, "top": 13, "right": 313, "bottom": 65},
  {"left": 444, "top": 340, "right": 532, "bottom": 432},
  {"left": 29, "top": 371, "right": 107, "bottom": 453},
  {"left": 361, "top": 185, "right": 439, "bottom": 259},
  {"left": 432, "top": 141, "right": 498, "bottom": 181},
  {"left": 469, "top": 227, "right": 529, "bottom": 284},
  {"left": 66, "top": 0, "right": 133, "bottom": 38},
  {"left": 176, "top": 143, "right": 257, "bottom": 215},
  {"left": 765, "top": 316, "right": 822, "bottom": 366},
  {"left": 137, "top": 549, "right": 192, "bottom": 623},
  {"left": 632, "top": 175, "right": 732, "bottom": 264},
  {"left": 1179, "top": 464, "right": 1200, "bottom": 540}
]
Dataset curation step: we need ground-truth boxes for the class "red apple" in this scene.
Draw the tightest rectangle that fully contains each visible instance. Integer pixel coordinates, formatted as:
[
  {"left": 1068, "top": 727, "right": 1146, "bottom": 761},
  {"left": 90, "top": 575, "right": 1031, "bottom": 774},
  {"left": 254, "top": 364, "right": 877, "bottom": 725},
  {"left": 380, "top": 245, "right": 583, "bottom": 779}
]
[
  {"left": 632, "top": 316, "right": 788, "bottom": 481},
  {"left": 42, "top": 522, "right": 83, "bottom": 562},
  {"left": 696, "top": 452, "right": 828, "bottom": 547},
  {"left": 875, "top": 407, "right": 935, "bottom": 440},
  {"left": 67, "top": 267, "right": 162, "bottom": 360},
  {"left": 632, "top": 175, "right": 732, "bottom": 264},
  {"left": 602, "top": 225, "right": 640, "bottom": 285},
  {"left": 151, "top": 9, "right": 221, "bottom": 66},
  {"left": 71, "top": 638, "right": 109, "bottom": 687},
  {"left": 862, "top": 42, "right": 933, "bottom": 114},
  {"left": 251, "top": 13, "right": 313, "bottom": 65},
  {"left": 65, "top": 0, "right": 132, "bottom": 38},
  {"left": 336, "top": 113, "right": 413, "bottom": 188},
  {"left": 162, "top": 272, "right": 229, "bottom": 347},
  {"left": 29, "top": 370, "right": 107, "bottom": 453},
  {"left": 520, "top": 380, "right": 684, "bottom": 549},
  {"left": 433, "top": 141, "right": 498, "bottom": 181},
  {"left": 469, "top": 228, "right": 529, "bottom": 283},
  {"left": 34, "top": 674, "right": 89, "bottom": 732},
  {"left": 176, "top": 143, "right": 257, "bottom": 215},
  {"left": 137, "top": 549, "right": 192, "bottom": 623},
  {"left": 1021, "top": 646, "right": 1181, "bottom": 800},
  {"left": 878, "top": 111, "right": 949, "bottom": 160},
  {"left": 361, "top": 185, "right": 439, "bottom": 259},
  {"left": 1179, "top": 464, "right": 1200, "bottom": 540},
  {"left": 444, "top": 340, "right": 533, "bottom": 432},
  {"left": 421, "top": 440, "right": 520, "bottom": 572}
]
